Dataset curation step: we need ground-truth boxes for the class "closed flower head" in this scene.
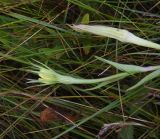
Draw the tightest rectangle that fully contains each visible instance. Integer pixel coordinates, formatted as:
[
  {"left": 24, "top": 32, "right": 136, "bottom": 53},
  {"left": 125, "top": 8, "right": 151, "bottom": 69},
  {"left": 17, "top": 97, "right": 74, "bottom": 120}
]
[{"left": 38, "top": 67, "right": 58, "bottom": 85}]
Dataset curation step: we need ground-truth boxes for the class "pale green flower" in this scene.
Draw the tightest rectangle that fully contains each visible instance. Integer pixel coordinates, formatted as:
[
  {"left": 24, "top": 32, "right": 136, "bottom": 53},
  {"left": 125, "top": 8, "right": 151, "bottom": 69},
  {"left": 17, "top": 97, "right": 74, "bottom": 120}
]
[
  {"left": 38, "top": 67, "right": 58, "bottom": 85},
  {"left": 71, "top": 24, "right": 160, "bottom": 50}
]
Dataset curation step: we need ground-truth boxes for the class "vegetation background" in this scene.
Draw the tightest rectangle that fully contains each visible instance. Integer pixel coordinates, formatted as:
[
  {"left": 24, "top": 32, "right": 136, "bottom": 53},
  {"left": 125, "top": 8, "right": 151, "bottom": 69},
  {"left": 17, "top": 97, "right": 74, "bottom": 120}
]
[{"left": 0, "top": 0, "right": 160, "bottom": 138}]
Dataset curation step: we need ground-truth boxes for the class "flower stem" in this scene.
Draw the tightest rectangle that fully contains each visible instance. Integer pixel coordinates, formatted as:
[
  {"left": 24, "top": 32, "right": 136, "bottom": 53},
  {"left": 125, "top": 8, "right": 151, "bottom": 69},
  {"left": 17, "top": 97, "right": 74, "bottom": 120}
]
[{"left": 61, "top": 72, "right": 129, "bottom": 84}]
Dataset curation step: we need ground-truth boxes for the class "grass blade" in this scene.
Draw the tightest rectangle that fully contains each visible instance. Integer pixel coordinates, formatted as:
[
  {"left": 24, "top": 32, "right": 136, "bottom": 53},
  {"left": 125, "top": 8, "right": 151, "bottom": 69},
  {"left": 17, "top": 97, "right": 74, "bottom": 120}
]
[
  {"left": 127, "top": 69, "right": 160, "bottom": 91},
  {"left": 95, "top": 56, "right": 160, "bottom": 73}
]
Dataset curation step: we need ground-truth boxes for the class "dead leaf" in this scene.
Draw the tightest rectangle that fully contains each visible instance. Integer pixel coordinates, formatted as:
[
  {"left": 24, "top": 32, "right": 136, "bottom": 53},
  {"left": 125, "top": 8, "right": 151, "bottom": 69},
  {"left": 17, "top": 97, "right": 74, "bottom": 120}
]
[
  {"left": 63, "top": 114, "right": 77, "bottom": 122},
  {"left": 40, "top": 107, "right": 78, "bottom": 123},
  {"left": 40, "top": 107, "right": 58, "bottom": 122}
]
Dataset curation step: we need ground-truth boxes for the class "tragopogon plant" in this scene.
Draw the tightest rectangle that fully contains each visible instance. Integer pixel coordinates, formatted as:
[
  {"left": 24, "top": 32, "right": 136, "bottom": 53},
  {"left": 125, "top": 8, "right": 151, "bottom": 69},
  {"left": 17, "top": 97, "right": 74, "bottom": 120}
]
[
  {"left": 28, "top": 59, "right": 160, "bottom": 90},
  {"left": 27, "top": 62, "right": 129, "bottom": 87},
  {"left": 71, "top": 24, "right": 160, "bottom": 50}
]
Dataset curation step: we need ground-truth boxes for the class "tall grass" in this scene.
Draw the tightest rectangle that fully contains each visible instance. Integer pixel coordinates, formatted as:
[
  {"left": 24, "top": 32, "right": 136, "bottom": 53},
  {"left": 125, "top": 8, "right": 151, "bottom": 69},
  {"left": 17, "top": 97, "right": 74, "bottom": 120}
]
[{"left": 0, "top": 0, "right": 160, "bottom": 138}]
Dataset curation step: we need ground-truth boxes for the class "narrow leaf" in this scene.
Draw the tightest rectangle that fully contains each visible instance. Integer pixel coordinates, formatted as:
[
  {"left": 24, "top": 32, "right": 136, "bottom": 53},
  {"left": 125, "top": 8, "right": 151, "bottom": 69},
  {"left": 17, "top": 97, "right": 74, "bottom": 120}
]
[
  {"left": 127, "top": 69, "right": 160, "bottom": 91},
  {"left": 120, "top": 125, "right": 134, "bottom": 139},
  {"left": 81, "top": 13, "right": 89, "bottom": 24},
  {"left": 95, "top": 56, "right": 160, "bottom": 73},
  {"left": 8, "top": 12, "right": 66, "bottom": 32}
]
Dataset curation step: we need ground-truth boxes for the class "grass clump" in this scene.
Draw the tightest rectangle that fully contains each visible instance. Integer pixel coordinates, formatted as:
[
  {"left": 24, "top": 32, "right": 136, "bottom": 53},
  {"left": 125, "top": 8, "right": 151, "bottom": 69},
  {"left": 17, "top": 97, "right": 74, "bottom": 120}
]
[{"left": 0, "top": 0, "right": 160, "bottom": 139}]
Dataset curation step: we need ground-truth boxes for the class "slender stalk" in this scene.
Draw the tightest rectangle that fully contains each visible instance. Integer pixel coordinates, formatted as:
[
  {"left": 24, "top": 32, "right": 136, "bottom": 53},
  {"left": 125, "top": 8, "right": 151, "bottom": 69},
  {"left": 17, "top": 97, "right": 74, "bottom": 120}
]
[{"left": 59, "top": 72, "right": 129, "bottom": 84}]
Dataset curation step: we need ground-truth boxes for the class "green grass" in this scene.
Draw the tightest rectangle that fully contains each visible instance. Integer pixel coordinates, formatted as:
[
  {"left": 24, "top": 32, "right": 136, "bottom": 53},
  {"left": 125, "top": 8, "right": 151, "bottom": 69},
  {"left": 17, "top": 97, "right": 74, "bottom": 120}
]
[{"left": 0, "top": 0, "right": 160, "bottom": 138}]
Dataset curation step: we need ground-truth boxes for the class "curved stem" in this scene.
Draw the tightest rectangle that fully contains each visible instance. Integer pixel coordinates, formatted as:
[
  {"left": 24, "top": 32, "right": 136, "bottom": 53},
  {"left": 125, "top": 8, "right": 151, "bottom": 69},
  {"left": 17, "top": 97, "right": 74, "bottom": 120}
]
[{"left": 62, "top": 72, "right": 129, "bottom": 84}]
